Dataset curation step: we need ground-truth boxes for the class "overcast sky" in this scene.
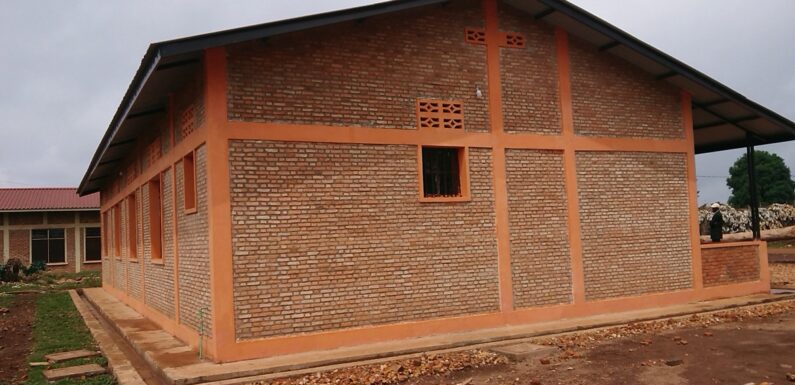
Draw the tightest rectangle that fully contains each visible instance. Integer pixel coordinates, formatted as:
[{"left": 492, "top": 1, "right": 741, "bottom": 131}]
[{"left": 0, "top": 1, "right": 792, "bottom": 205}]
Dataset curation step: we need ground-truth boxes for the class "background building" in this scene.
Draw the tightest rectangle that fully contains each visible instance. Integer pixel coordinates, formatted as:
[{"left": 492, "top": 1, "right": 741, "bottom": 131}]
[{"left": 0, "top": 188, "right": 100, "bottom": 272}]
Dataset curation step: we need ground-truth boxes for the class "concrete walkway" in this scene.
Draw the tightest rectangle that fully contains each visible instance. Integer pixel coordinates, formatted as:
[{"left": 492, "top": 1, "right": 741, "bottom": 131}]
[
  {"left": 80, "top": 288, "right": 795, "bottom": 385},
  {"left": 69, "top": 290, "right": 149, "bottom": 385}
]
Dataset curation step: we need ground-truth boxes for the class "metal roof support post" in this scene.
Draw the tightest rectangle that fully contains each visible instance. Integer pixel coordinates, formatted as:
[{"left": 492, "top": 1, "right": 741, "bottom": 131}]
[{"left": 745, "top": 139, "right": 761, "bottom": 239}]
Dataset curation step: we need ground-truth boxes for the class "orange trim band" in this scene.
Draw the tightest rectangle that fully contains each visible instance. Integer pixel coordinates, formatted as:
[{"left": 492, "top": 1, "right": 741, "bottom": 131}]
[
  {"left": 556, "top": 28, "right": 586, "bottom": 304},
  {"left": 483, "top": 0, "right": 514, "bottom": 312}
]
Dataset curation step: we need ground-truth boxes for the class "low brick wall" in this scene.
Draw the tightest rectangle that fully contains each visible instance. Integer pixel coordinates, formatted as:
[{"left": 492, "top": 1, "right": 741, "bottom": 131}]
[{"left": 701, "top": 243, "right": 761, "bottom": 287}]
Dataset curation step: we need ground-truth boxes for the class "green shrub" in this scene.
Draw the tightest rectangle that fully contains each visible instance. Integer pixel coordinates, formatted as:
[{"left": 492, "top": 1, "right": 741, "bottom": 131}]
[
  {"left": 1, "top": 258, "right": 24, "bottom": 282},
  {"left": 23, "top": 261, "right": 46, "bottom": 277}
]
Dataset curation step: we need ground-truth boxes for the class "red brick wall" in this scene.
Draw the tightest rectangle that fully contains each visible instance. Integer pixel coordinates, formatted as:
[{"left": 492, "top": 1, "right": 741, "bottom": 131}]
[
  {"left": 176, "top": 145, "right": 211, "bottom": 334},
  {"left": 569, "top": 38, "right": 682, "bottom": 139},
  {"left": 48, "top": 212, "right": 75, "bottom": 224},
  {"left": 9, "top": 213, "right": 43, "bottom": 226},
  {"left": 80, "top": 211, "right": 100, "bottom": 224},
  {"left": 228, "top": 141, "right": 499, "bottom": 339},
  {"left": 142, "top": 169, "right": 175, "bottom": 318},
  {"left": 506, "top": 149, "right": 572, "bottom": 308},
  {"left": 499, "top": 4, "right": 561, "bottom": 135},
  {"left": 9, "top": 230, "right": 28, "bottom": 261},
  {"left": 226, "top": 0, "right": 489, "bottom": 132},
  {"left": 576, "top": 152, "right": 692, "bottom": 300},
  {"left": 702, "top": 245, "right": 760, "bottom": 287}
]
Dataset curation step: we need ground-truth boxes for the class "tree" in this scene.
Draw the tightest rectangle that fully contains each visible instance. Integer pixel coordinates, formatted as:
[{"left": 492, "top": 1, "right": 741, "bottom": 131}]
[{"left": 727, "top": 150, "right": 795, "bottom": 207}]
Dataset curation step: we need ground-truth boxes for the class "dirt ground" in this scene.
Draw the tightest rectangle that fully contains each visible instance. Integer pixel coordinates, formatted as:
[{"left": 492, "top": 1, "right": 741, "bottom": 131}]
[
  {"left": 409, "top": 306, "right": 795, "bottom": 385},
  {"left": 770, "top": 263, "right": 795, "bottom": 289},
  {"left": 257, "top": 301, "right": 795, "bottom": 385},
  {"left": 0, "top": 294, "right": 35, "bottom": 385}
]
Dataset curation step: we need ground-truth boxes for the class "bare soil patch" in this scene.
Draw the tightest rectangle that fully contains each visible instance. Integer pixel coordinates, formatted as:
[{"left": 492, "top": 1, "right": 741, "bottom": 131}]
[
  {"left": 771, "top": 263, "right": 795, "bottom": 288},
  {"left": 0, "top": 294, "right": 35, "bottom": 385},
  {"left": 251, "top": 301, "right": 795, "bottom": 385}
]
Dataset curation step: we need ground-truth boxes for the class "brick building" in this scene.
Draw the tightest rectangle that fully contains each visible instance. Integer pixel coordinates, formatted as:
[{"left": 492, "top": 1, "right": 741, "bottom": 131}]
[
  {"left": 0, "top": 188, "right": 100, "bottom": 272},
  {"left": 78, "top": 0, "right": 795, "bottom": 362}
]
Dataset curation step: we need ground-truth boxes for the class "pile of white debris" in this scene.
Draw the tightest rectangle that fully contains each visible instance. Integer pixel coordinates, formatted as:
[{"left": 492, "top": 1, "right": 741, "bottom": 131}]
[{"left": 698, "top": 203, "right": 795, "bottom": 234}]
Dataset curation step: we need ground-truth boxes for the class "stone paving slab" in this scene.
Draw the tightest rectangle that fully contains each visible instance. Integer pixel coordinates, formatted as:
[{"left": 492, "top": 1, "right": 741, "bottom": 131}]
[
  {"left": 45, "top": 349, "right": 101, "bottom": 363},
  {"left": 42, "top": 363, "right": 106, "bottom": 381}
]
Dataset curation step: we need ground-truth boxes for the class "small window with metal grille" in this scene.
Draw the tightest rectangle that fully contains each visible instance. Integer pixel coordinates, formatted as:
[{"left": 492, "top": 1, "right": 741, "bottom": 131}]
[{"left": 419, "top": 146, "right": 470, "bottom": 202}]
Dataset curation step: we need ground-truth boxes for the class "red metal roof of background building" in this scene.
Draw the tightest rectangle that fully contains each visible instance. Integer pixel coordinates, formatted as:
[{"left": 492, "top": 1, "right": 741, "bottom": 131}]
[{"left": 0, "top": 188, "right": 99, "bottom": 211}]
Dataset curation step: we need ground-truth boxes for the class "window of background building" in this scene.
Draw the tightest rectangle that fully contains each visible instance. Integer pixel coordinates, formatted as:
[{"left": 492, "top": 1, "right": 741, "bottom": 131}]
[
  {"left": 31, "top": 228, "right": 66, "bottom": 264},
  {"left": 84, "top": 227, "right": 101, "bottom": 262}
]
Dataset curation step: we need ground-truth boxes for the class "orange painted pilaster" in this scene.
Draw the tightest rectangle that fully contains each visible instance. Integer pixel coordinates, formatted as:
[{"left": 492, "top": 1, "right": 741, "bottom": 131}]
[
  {"left": 124, "top": 199, "right": 130, "bottom": 293},
  {"left": 139, "top": 186, "right": 146, "bottom": 305},
  {"left": 758, "top": 241, "right": 770, "bottom": 289},
  {"left": 203, "top": 46, "right": 234, "bottom": 362},
  {"left": 682, "top": 91, "right": 703, "bottom": 290},
  {"left": 483, "top": 0, "right": 513, "bottom": 313},
  {"left": 172, "top": 157, "right": 181, "bottom": 325},
  {"left": 555, "top": 28, "right": 586, "bottom": 304}
]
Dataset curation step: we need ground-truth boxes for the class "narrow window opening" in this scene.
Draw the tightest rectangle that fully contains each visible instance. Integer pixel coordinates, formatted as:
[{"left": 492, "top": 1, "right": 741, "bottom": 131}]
[
  {"left": 148, "top": 176, "right": 163, "bottom": 260},
  {"left": 113, "top": 204, "right": 121, "bottom": 257},
  {"left": 101, "top": 211, "right": 109, "bottom": 258},
  {"left": 422, "top": 147, "right": 462, "bottom": 198},
  {"left": 127, "top": 193, "right": 138, "bottom": 260},
  {"left": 183, "top": 151, "right": 196, "bottom": 212}
]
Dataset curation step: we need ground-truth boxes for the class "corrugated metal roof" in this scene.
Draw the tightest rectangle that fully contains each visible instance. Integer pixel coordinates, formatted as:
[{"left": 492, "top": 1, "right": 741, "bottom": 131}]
[
  {"left": 0, "top": 188, "right": 99, "bottom": 211},
  {"left": 78, "top": 0, "right": 795, "bottom": 195}
]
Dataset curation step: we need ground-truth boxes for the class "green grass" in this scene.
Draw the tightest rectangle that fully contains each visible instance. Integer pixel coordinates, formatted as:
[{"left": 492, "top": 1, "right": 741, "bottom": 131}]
[
  {"left": 0, "top": 293, "right": 12, "bottom": 307},
  {"left": 25, "top": 292, "right": 115, "bottom": 385}
]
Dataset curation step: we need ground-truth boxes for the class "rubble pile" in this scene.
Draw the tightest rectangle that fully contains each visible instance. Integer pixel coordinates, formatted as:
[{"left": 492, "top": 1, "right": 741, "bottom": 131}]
[
  {"left": 698, "top": 203, "right": 795, "bottom": 233},
  {"left": 250, "top": 350, "right": 507, "bottom": 385}
]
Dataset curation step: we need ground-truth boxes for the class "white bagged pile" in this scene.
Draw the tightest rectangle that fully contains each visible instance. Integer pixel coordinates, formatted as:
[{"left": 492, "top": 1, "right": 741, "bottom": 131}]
[{"left": 698, "top": 203, "right": 795, "bottom": 234}]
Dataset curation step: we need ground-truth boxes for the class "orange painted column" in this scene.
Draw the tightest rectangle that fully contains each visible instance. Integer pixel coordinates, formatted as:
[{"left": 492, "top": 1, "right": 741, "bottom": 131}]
[
  {"left": 681, "top": 91, "right": 704, "bottom": 290},
  {"left": 483, "top": 0, "right": 514, "bottom": 313},
  {"left": 555, "top": 28, "right": 586, "bottom": 304},
  {"left": 172, "top": 156, "right": 181, "bottom": 325},
  {"left": 203, "top": 46, "right": 234, "bottom": 361}
]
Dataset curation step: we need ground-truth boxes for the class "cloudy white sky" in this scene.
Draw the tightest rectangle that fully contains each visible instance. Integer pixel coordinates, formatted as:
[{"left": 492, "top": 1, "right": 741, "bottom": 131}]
[{"left": 0, "top": 0, "right": 793, "bottom": 205}]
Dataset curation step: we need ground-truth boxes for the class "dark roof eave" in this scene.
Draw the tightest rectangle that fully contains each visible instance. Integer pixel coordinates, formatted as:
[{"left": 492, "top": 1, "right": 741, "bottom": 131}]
[
  {"left": 79, "top": 0, "right": 795, "bottom": 195},
  {"left": 78, "top": 47, "right": 162, "bottom": 196},
  {"left": 538, "top": 0, "right": 795, "bottom": 139},
  {"left": 77, "top": 0, "right": 449, "bottom": 196}
]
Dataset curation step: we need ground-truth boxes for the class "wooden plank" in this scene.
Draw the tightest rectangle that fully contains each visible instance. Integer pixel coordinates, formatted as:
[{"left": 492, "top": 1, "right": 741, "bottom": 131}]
[
  {"left": 42, "top": 364, "right": 105, "bottom": 381},
  {"left": 45, "top": 349, "right": 101, "bottom": 362}
]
